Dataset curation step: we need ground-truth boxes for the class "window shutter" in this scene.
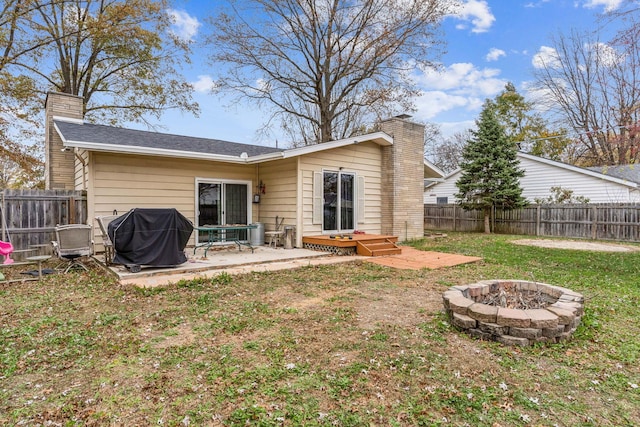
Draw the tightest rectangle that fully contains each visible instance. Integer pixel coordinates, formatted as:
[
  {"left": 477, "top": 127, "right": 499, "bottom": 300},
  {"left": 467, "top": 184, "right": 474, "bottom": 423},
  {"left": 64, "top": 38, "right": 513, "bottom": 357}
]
[
  {"left": 357, "top": 176, "right": 365, "bottom": 224},
  {"left": 313, "top": 172, "right": 323, "bottom": 224}
]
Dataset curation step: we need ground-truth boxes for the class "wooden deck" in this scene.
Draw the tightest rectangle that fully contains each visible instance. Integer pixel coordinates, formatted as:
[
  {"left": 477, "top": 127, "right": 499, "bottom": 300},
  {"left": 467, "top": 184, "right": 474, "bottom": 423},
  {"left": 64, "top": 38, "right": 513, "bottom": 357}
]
[
  {"left": 303, "top": 234, "right": 397, "bottom": 247},
  {"left": 302, "top": 234, "right": 400, "bottom": 256}
]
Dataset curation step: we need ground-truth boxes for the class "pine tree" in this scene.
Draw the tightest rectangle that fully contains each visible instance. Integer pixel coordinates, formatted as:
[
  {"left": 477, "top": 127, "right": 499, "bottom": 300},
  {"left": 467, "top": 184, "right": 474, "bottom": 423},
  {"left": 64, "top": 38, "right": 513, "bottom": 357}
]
[{"left": 455, "top": 101, "right": 527, "bottom": 233}]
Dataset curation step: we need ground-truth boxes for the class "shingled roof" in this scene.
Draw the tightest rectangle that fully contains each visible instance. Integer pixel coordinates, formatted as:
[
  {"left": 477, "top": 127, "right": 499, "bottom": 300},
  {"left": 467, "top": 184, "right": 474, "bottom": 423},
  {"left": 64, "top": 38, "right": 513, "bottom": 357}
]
[
  {"left": 587, "top": 165, "right": 640, "bottom": 184},
  {"left": 54, "top": 119, "right": 284, "bottom": 158}
]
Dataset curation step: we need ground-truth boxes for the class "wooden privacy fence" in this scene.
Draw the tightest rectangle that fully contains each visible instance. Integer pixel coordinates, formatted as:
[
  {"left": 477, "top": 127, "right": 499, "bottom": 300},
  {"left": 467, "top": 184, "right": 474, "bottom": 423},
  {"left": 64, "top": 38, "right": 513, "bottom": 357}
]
[
  {"left": 0, "top": 189, "right": 87, "bottom": 256},
  {"left": 424, "top": 203, "right": 640, "bottom": 242}
]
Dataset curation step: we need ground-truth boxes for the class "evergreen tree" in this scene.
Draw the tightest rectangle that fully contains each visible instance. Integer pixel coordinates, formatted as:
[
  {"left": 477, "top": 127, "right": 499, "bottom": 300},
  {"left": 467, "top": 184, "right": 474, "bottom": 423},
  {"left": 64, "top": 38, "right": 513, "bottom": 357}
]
[{"left": 455, "top": 101, "right": 527, "bottom": 233}]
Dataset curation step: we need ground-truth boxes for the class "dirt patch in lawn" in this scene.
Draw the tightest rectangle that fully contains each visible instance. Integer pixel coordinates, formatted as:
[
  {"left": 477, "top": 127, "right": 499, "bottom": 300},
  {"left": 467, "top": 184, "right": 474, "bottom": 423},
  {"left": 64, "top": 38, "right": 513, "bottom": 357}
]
[
  {"left": 511, "top": 238, "right": 639, "bottom": 252},
  {"left": 354, "top": 286, "right": 443, "bottom": 329}
]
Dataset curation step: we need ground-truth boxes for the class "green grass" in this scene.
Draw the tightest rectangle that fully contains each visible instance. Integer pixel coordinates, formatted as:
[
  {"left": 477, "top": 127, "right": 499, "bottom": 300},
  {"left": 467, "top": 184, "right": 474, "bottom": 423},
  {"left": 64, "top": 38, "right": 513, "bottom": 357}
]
[{"left": 1, "top": 233, "right": 639, "bottom": 426}]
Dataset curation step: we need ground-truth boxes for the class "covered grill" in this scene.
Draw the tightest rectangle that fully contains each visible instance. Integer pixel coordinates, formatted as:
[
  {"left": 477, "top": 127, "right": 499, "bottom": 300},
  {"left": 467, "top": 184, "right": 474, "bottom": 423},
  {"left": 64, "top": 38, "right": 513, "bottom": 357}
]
[{"left": 108, "top": 208, "right": 193, "bottom": 271}]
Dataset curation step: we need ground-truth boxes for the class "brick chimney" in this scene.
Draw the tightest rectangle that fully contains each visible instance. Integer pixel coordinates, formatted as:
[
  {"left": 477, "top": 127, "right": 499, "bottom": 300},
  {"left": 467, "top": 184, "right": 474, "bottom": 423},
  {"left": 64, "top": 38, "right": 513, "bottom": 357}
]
[
  {"left": 379, "top": 115, "right": 425, "bottom": 241},
  {"left": 44, "top": 92, "right": 84, "bottom": 189}
]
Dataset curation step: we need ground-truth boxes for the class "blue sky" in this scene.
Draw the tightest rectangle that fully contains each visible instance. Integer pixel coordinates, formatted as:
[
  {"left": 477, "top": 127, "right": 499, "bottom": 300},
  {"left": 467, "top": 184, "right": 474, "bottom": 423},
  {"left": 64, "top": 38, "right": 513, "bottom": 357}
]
[{"left": 147, "top": 0, "right": 627, "bottom": 146}]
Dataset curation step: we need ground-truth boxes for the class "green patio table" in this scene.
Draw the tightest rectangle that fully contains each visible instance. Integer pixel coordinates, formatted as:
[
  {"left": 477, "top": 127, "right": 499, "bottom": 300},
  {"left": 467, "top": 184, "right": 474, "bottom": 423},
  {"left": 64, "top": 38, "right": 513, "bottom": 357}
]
[{"left": 194, "top": 224, "right": 258, "bottom": 257}]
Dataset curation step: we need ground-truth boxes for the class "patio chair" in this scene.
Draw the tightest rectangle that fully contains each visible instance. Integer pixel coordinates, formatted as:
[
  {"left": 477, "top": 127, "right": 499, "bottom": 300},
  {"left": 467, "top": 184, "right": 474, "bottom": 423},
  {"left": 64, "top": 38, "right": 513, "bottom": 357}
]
[
  {"left": 52, "top": 224, "right": 93, "bottom": 273},
  {"left": 264, "top": 216, "right": 285, "bottom": 248},
  {"left": 95, "top": 215, "right": 120, "bottom": 265}
]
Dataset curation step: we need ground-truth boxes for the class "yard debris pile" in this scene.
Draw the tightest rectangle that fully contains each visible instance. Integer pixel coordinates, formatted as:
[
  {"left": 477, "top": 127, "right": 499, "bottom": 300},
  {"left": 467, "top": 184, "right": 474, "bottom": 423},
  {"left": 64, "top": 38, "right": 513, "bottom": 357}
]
[{"left": 478, "top": 287, "right": 552, "bottom": 310}]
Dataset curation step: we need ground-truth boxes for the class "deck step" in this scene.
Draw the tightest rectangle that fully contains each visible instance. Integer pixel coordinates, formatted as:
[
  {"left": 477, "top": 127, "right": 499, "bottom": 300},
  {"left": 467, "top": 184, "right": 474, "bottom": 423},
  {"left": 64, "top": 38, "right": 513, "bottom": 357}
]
[
  {"left": 371, "top": 247, "right": 402, "bottom": 257},
  {"left": 356, "top": 240, "right": 402, "bottom": 257}
]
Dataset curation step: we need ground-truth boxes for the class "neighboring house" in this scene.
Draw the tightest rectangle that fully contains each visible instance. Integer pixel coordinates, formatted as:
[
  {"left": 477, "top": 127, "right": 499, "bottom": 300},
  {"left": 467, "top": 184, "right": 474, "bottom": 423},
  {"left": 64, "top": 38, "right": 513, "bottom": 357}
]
[
  {"left": 424, "top": 152, "right": 640, "bottom": 204},
  {"left": 587, "top": 164, "right": 640, "bottom": 183},
  {"left": 45, "top": 92, "right": 441, "bottom": 250}
]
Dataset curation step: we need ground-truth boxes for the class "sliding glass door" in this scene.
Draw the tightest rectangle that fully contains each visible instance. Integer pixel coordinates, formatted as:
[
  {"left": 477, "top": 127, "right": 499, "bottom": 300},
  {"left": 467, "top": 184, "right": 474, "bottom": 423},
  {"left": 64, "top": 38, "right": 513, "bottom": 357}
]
[
  {"left": 197, "top": 180, "right": 250, "bottom": 243},
  {"left": 323, "top": 171, "right": 355, "bottom": 233}
]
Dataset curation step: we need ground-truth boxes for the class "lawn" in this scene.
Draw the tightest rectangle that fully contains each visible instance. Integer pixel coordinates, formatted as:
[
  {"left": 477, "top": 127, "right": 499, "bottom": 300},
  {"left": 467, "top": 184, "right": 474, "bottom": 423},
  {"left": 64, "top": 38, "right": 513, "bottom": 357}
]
[{"left": 1, "top": 233, "right": 639, "bottom": 426}]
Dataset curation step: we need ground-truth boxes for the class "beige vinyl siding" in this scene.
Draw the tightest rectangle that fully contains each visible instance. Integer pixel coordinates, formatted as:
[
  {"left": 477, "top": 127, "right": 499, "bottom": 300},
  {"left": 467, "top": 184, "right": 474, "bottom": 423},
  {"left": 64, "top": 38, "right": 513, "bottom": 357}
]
[
  {"left": 299, "top": 141, "right": 382, "bottom": 236},
  {"left": 73, "top": 149, "right": 89, "bottom": 192},
  {"left": 255, "top": 157, "right": 298, "bottom": 233},
  {"left": 91, "top": 152, "right": 257, "bottom": 247}
]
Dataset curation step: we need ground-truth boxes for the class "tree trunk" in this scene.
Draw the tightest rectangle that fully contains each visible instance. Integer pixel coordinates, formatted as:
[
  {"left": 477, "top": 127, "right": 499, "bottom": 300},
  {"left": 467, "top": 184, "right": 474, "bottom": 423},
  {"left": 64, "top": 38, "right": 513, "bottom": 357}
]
[{"left": 484, "top": 210, "right": 491, "bottom": 234}]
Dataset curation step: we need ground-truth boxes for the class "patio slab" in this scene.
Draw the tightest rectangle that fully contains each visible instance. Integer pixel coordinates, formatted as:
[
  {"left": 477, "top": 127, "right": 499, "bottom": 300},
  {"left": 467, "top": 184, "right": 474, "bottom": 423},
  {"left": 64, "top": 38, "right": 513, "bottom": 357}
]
[
  {"left": 106, "top": 245, "right": 482, "bottom": 288},
  {"left": 111, "top": 245, "right": 359, "bottom": 287}
]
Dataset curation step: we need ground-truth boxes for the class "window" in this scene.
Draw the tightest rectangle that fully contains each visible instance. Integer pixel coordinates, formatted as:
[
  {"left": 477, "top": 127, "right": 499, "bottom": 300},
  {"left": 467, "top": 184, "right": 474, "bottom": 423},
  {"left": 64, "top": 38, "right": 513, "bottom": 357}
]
[{"left": 436, "top": 197, "right": 449, "bottom": 204}]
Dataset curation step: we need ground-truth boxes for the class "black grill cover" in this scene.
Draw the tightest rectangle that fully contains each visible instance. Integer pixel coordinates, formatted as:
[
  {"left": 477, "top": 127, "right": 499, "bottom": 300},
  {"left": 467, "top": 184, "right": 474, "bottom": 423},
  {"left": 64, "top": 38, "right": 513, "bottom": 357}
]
[{"left": 108, "top": 208, "right": 193, "bottom": 267}]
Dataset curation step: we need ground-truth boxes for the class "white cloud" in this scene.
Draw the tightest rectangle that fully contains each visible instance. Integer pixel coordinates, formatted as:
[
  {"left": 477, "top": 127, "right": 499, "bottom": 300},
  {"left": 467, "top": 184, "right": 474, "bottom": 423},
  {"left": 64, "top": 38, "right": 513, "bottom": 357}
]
[
  {"left": 168, "top": 9, "right": 200, "bottom": 41},
  {"left": 413, "top": 62, "right": 507, "bottom": 120},
  {"left": 532, "top": 46, "right": 561, "bottom": 69},
  {"left": 438, "top": 120, "right": 477, "bottom": 138},
  {"left": 522, "top": 79, "right": 563, "bottom": 113},
  {"left": 416, "top": 63, "right": 506, "bottom": 95},
  {"left": 486, "top": 48, "right": 506, "bottom": 62},
  {"left": 191, "top": 75, "right": 217, "bottom": 93},
  {"left": 589, "top": 42, "right": 623, "bottom": 67},
  {"left": 581, "top": 0, "right": 624, "bottom": 12},
  {"left": 415, "top": 91, "right": 473, "bottom": 119},
  {"left": 525, "top": 0, "right": 551, "bottom": 7},
  {"left": 452, "top": 0, "right": 495, "bottom": 33}
]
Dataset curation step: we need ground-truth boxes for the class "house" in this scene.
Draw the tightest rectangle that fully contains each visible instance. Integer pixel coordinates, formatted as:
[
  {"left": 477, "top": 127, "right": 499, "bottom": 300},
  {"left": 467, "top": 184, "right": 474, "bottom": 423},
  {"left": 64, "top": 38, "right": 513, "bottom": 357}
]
[
  {"left": 45, "top": 92, "right": 440, "bottom": 251},
  {"left": 587, "top": 164, "right": 640, "bottom": 184},
  {"left": 424, "top": 151, "right": 640, "bottom": 204}
]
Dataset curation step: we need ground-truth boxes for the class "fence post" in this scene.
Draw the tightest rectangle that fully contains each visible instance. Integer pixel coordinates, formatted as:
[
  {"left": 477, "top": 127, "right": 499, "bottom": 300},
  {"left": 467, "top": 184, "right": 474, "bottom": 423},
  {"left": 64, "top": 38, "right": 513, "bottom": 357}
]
[
  {"left": 591, "top": 205, "right": 598, "bottom": 240},
  {"left": 492, "top": 205, "right": 496, "bottom": 233},
  {"left": 453, "top": 204, "right": 457, "bottom": 231},
  {"left": 536, "top": 205, "right": 541, "bottom": 236},
  {"left": 69, "top": 197, "right": 76, "bottom": 224}
]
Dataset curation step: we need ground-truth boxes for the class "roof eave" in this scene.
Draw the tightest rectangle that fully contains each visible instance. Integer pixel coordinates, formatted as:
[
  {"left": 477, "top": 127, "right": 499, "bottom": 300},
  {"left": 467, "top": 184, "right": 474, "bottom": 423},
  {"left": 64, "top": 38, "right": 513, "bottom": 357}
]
[
  {"left": 54, "top": 125, "right": 393, "bottom": 164},
  {"left": 280, "top": 132, "right": 393, "bottom": 159},
  {"left": 61, "top": 139, "right": 251, "bottom": 163},
  {"left": 424, "top": 159, "right": 445, "bottom": 178}
]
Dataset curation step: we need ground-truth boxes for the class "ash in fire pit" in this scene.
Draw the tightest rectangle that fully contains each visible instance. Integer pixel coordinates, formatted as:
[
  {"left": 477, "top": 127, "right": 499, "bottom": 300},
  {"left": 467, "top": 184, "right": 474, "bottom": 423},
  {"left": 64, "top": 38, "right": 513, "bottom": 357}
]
[{"left": 443, "top": 280, "right": 584, "bottom": 346}]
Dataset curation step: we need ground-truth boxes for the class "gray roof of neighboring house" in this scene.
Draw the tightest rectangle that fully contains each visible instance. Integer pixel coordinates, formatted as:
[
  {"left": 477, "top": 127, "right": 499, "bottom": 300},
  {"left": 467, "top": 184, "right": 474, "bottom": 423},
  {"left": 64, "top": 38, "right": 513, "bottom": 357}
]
[
  {"left": 54, "top": 119, "right": 284, "bottom": 157},
  {"left": 587, "top": 165, "right": 640, "bottom": 184}
]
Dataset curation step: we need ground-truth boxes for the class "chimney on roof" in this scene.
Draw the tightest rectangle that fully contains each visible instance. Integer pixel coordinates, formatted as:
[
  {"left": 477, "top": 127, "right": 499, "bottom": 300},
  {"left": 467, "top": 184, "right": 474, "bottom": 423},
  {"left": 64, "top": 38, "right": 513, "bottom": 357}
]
[{"left": 44, "top": 92, "right": 84, "bottom": 189}]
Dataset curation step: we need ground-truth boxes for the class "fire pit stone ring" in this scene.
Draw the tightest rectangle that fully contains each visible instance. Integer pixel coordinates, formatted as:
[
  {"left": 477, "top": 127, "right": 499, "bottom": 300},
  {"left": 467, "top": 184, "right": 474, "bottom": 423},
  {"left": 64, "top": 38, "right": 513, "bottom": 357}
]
[{"left": 443, "top": 280, "right": 585, "bottom": 346}]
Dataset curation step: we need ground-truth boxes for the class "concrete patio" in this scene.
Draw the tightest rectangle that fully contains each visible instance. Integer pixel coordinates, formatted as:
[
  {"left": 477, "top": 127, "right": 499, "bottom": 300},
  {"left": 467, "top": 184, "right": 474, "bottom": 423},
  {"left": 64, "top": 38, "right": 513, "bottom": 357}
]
[
  {"left": 99, "top": 243, "right": 482, "bottom": 288},
  {"left": 107, "top": 245, "right": 361, "bottom": 288}
]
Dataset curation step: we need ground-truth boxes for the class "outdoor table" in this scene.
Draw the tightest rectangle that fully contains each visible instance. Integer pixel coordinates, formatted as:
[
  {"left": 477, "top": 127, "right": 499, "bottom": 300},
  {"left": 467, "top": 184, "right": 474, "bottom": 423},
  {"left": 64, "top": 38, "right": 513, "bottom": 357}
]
[
  {"left": 30, "top": 243, "right": 52, "bottom": 256},
  {"left": 25, "top": 255, "right": 51, "bottom": 280},
  {"left": 195, "top": 224, "right": 258, "bottom": 257}
]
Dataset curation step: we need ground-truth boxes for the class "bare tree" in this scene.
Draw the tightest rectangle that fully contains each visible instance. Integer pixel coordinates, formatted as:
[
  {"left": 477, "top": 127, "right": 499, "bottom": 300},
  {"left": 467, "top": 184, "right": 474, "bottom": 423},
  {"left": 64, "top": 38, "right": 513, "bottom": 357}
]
[
  {"left": 4, "top": 0, "right": 199, "bottom": 126},
  {"left": 602, "top": 0, "right": 639, "bottom": 46},
  {"left": 1, "top": 0, "right": 51, "bottom": 187},
  {"left": 1, "top": 0, "right": 201, "bottom": 187},
  {"left": 1, "top": 0, "right": 36, "bottom": 72},
  {"left": 532, "top": 29, "right": 640, "bottom": 166},
  {"left": 205, "top": 0, "right": 456, "bottom": 145},
  {"left": 425, "top": 129, "right": 469, "bottom": 174}
]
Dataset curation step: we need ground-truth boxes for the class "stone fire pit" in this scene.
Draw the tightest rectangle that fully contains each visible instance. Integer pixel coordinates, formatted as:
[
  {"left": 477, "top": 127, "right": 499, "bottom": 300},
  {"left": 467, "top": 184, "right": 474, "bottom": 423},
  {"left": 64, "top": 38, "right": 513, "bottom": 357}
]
[{"left": 443, "top": 280, "right": 585, "bottom": 346}]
